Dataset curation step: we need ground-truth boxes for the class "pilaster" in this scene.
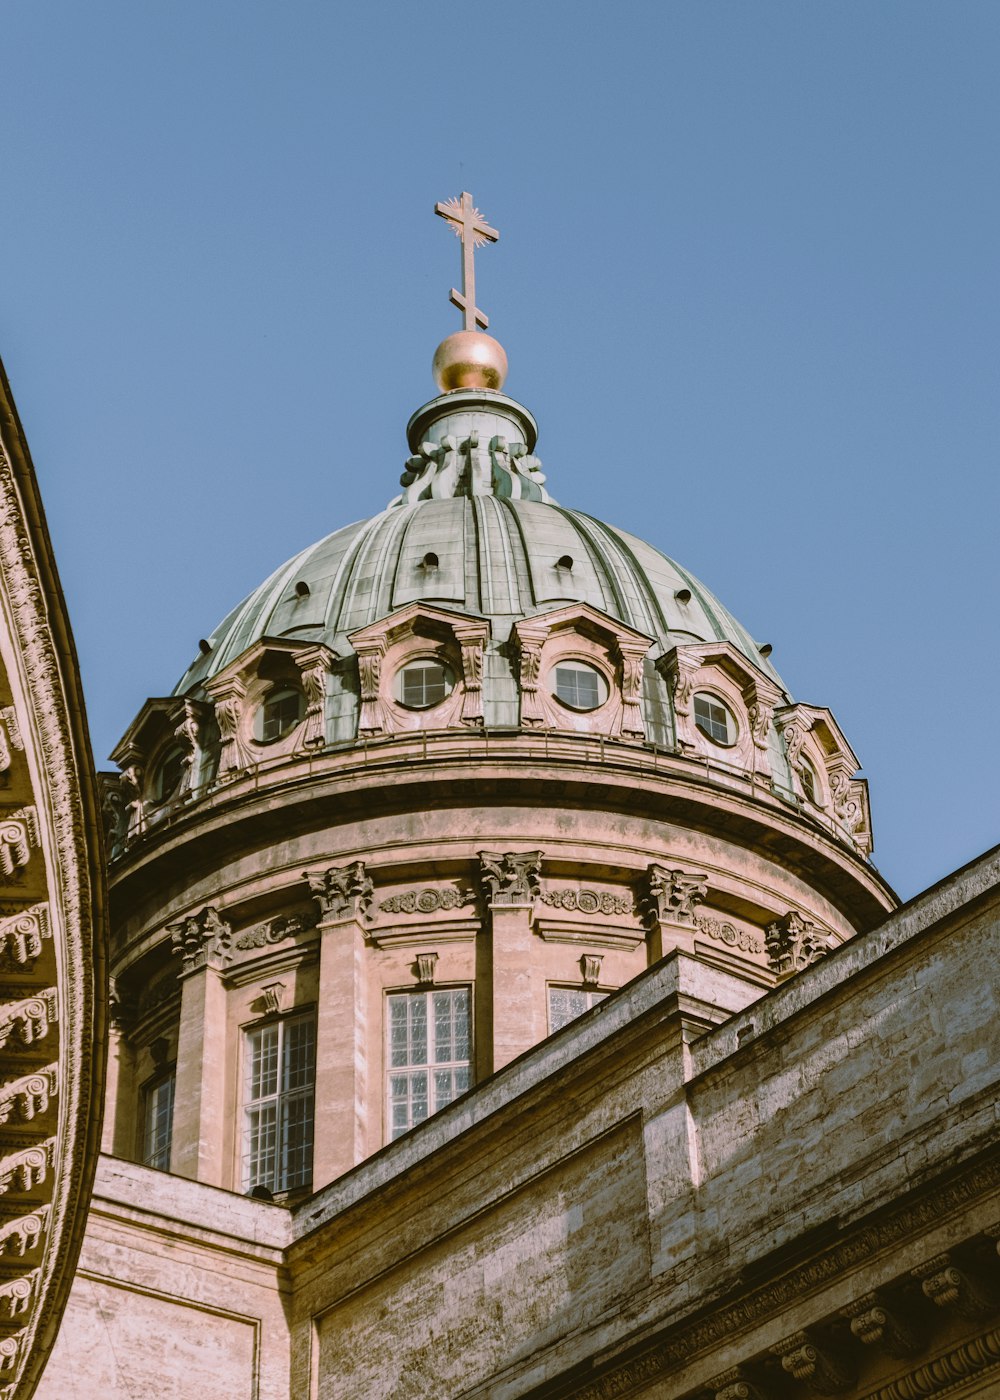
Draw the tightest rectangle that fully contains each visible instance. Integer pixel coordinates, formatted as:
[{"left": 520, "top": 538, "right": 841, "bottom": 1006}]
[
  {"left": 168, "top": 907, "right": 232, "bottom": 1184},
  {"left": 478, "top": 851, "right": 544, "bottom": 1070}
]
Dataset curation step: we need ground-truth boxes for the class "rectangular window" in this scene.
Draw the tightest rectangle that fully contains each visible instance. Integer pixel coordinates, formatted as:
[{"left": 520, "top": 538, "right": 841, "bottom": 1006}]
[
  {"left": 387, "top": 988, "right": 471, "bottom": 1140},
  {"left": 548, "top": 986, "right": 607, "bottom": 1035},
  {"left": 241, "top": 1013, "right": 315, "bottom": 1193},
  {"left": 142, "top": 1070, "right": 175, "bottom": 1171}
]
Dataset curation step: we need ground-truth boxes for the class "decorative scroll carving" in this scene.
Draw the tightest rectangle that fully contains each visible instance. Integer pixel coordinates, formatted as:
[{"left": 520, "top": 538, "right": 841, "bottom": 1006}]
[
  {"left": 616, "top": 639, "right": 648, "bottom": 738},
  {"left": 355, "top": 639, "right": 388, "bottom": 736},
  {"left": 771, "top": 1332, "right": 854, "bottom": 1393},
  {"left": 0, "top": 1272, "right": 36, "bottom": 1320},
  {"left": 0, "top": 1140, "right": 54, "bottom": 1195},
  {"left": 306, "top": 861, "right": 374, "bottom": 923},
  {"left": 658, "top": 649, "right": 701, "bottom": 749},
  {"left": 415, "top": 952, "right": 439, "bottom": 985},
  {"left": 171, "top": 698, "right": 201, "bottom": 800},
  {"left": 580, "top": 954, "right": 603, "bottom": 987},
  {"left": 207, "top": 678, "right": 249, "bottom": 780},
  {"left": 0, "top": 807, "right": 36, "bottom": 880},
  {"left": 0, "top": 1208, "right": 48, "bottom": 1258},
  {"left": 379, "top": 887, "right": 474, "bottom": 915},
  {"left": 830, "top": 769, "right": 873, "bottom": 856},
  {"left": 168, "top": 906, "right": 233, "bottom": 975},
  {"left": 695, "top": 914, "right": 764, "bottom": 955},
  {"left": 259, "top": 982, "right": 286, "bottom": 1016},
  {"left": 0, "top": 991, "right": 57, "bottom": 1050},
  {"left": 513, "top": 620, "right": 547, "bottom": 728},
  {"left": 453, "top": 619, "right": 487, "bottom": 727},
  {"left": 235, "top": 911, "right": 316, "bottom": 950},
  {"left": 765, "top": 910, "right": 833, "bottom": 978},
  {"left": 541, "top": 888, "right": 633, "bottom": 916},
  {"left": 478, "top": 851, "right": 542, "bottom": 905},
  {"left": 842, "top": 1292, "right": 919, "bottom": 1356},
  {"left": 119, "top": 761, "right": 145, "bottom": 840},
  {"left": 913, "top": 1253, "right": 996, "bottom": 1320},
  {"left": 710, "top": 1368, "right": 768, "bottom": 1400},
  {"left": 292, "top": 645, "right": 333, "bottom": 749},
  {"left": 0, "top": 707, "right": 22, "bottom": 754},
  {"left": 0, "top": 1066, "right": 57, "bottom": 1125},
  {"left": 0, "top": 904, "right": 49, "bottom": 968},
  {"left": 642, "top": 864, "right": 708, "bottom": 929},
  {"left": 0, "top": 1336, "right": 23, "bottom": 1377},
  {"left": 394, "top": 431, "right": 551, "bottom": 507}
]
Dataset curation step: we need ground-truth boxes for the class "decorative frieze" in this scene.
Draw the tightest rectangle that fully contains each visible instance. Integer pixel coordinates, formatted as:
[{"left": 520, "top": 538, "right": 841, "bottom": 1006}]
[
  {"left": 0, "top": 1066, "right": 57, "bottom": 1124},
  {"left": 235, "top": 911, "right": 316, "bottom": 950},
  {"left": 695, "top": 914, "right": 764, "bottom": 955},
  {"left": 168, "top": 906, "right": 233, "bottom": 975},
  {"left": 541, "top": 888, "right": 633, "bottom": 916},
  {"left": 642, "top": 864, "right": 708, "bottom": 929},
  {"left": 0, "top": 904, "right": 50, "bottom": 969},
  {"left": 306, "top": 861, "right": 375, "bottom": 923},
  {"left": 0, "top": 990, "right": 57, "bottom": 1050},
  {"left": 379, "top": 887, "right": 475, "bottom": 915},
  {"left": 0, "top": 1140, "right": 54, "bottom": 1195},
  {"left": 764, "top": 911, "right": 833, "bottom": 978},
  {"left": 478, "top": 850, "right": 542, "bottom": 905}
]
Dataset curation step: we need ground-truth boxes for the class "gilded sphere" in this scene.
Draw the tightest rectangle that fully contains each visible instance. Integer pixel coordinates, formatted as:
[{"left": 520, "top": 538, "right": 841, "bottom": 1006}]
[{"left": 432, "top": 331, "right": 508, "bottom": 393}]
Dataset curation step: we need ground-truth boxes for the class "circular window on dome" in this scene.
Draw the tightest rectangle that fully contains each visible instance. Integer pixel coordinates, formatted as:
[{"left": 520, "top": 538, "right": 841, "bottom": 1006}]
[
  {"left": 254, "top": 687, "right": 305, "bottom": 744},
  {"left": 693, "top": 692, "right": 737, "bottom": 747},
  {"left": 552, "top": 661, "right": 609, "bottom": 712},
  {"left": 153, "top": 744, "right": 186, "bottom": 802},
  {"left": 397, "top": 659, "right": 454, "bottom": 709}
]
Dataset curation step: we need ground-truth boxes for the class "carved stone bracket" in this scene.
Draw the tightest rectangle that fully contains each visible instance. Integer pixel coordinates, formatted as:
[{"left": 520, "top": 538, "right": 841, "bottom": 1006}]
[
  {"left": 204, "top": 675, "right": 250, "bottom": 780},
  {"left": 107, "top": 977, "right": 138, "bottom": 1035},
  {"left": 478, "top": 851, "right": 543, "bottom": 905},
  {"left": 765, "top": 911, "right": 834, "bottom": 979},
  {"left": 912, "top": 1252, "right": 997, "bottom": 1320},
  {"left": 0, "top": 808, "right": 37, "bottom": 881},
  {"left": 0, "top": 1140, "right": 54, "bottom": 1195},
  {"left": 305, "top": 861, "right": 375, "bottom": 923},
  {"left": 710, "top": 1367, "right": 770, "bottom": 1400},
  {"left": 841, "top": 1291, "right": 920, "bottom": 1357},
  {"left": 0, "top": 1207, "right": 48, "bottom": 1259},
  {"left": 0, "top": 1067, "right": 57, "bottom": 1126},
  {"left": 0, "top": 905, "right": 50, "bottom": 970},
  {"left": 771, "top": 1331, "right": 855, "bottom": 1394},
  {"left": 580, "top": 954, "right": 603, "bottom": 987},
  {"left": 168, "top": 906, "right": 233, "bottom": 976},
  {"left": 0, "top": 991, "right": 57, "bottom": 1051},
  {"left": 415, "top": 952, "right": 439, "bottom": 985},
  {"left": 642, "top": 864, "right": 708, "bottom": 930},
  {"left": 658, "top": 649, "right": 701, "bottom": 750},
  {"left": 512, "top": 619, "right": 547, "bottom": 728},
  {"left": 616, "top": 637, "right": 648, "bottom": 738},
  {"left": 453, "top": 619, "right": 489, "bottom": 727}
]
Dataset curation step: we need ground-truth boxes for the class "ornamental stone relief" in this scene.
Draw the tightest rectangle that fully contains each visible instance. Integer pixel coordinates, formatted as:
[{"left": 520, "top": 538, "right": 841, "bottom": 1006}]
[
  {"left": 168, "top": 906, "right": 233, "bottom": 976},
  {"left": 694, "top": 914, "right": 764, "bottom": 955},
  {"left": 478, "top": 850, "right": 543, "bottom": 905},
  {"left": 642, "top": 864, "right": 708, "bottom": 929},
  {"left": 540, "top": 888, "right": 634, "bottom": 916},
  {"left": 305, "top": 861, "right": 375, "bottom": 923},
  {"left": 379, "top": 887, "right": 475, "bottom": 915},
  {"left": 235, "top": 910, "right": 317, "bottom": 951},
  {"left": 764, "top": 910, "right": 833, "bottom": 979}
]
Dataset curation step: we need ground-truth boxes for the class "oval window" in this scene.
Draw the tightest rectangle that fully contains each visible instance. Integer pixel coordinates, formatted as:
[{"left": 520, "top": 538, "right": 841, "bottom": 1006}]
[
  {"left": 397, "top": 659, "right": 454, "bottom": 709},
  {"left": 693, "top": 692, "right": 737, "bottom": 747},
  {"left": 255, "top": 687, "right": 305, "bottom": 743},
  {"left": 154, "top": 744, "right": 186, "bottom": 802},
  {"left": 552, "top": 661, "right": 608, "bottom": 712}
]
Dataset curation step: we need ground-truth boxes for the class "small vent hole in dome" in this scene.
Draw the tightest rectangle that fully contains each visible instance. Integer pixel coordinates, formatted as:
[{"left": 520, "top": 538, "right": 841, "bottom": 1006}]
[
  {"left": 294, "top": 580, "right": 311, "bottom": 599},
  {"left": 421, "top": 552, "right": 439, "bottom": 569},
  {"left": 556, "top": 555, "right": 574, "bottom": 571},
  {"left": 758, "top": 643, "right": 773, "bottom": 658},
  {"left": 674, "top": 588, "right": 692, "bottom": 604},
  {"left": 198, "top": 639, "right": 212, "bottom": 656}
]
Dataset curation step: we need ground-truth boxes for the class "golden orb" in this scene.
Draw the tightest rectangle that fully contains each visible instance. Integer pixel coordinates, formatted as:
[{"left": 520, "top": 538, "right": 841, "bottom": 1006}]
[{"left": 432, "top": 331, "right": 508, "bottom": 393}]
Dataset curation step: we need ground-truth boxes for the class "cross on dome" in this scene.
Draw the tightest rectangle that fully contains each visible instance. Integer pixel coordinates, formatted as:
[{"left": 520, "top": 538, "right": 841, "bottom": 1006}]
[{"left": 434, "top": 191, "right": 499, "bottom": 331}]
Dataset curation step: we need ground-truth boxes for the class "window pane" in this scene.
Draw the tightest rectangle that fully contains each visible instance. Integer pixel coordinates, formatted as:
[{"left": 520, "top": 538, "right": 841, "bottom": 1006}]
[
  {"left": 143, "top": 1072, "right": 175, "bottom": 1171},
  {"left": 242, "top": 1014, "right": 315, "bottom": 1193},
  {"left": 553, "top": 663, "right": 605, "bottom": 711},
  {"left": 387, "top": 989, "right": 472, "bottom": 1140},
  {"left": 401, "top": 662, "right": 451, "bottom": 708}
]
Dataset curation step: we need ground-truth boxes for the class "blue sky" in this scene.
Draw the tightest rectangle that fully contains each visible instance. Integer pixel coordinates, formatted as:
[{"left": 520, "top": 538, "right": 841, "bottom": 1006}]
[{"left": 0, "top": 1, "right": 997, "bottom": 899}]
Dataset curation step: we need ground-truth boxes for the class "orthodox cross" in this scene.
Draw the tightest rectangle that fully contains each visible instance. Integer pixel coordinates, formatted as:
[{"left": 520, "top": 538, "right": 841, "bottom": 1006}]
[{"left": 434, "top": 191, "right": 499, "bottom": 331}]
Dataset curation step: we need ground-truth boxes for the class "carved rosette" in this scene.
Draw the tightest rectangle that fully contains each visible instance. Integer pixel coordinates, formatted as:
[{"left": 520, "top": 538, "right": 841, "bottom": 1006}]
[
  {"left": 478, "top": 851, "right": 543, "bottom": 905},
  {"left": 306, "top": 861, "right": 375, "bottom": 923},
  {"left": 168, "top": 906, "right": 233, "bottom": 976}
]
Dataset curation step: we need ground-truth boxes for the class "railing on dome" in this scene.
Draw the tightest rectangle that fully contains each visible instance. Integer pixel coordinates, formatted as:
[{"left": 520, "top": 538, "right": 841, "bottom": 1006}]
[{"left": 106, "top": 728, "right": 865, "bottom": 865}]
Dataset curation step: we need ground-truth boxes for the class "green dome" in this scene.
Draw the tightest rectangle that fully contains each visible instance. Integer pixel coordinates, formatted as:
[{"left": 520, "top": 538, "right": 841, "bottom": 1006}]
[{"left": 175, "top": 390, "right": 784, "bottom": 718}]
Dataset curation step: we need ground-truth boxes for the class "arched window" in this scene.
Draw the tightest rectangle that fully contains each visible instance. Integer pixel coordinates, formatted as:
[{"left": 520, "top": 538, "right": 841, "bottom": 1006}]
[{"left": 693, "top": 692, "right": 737, "bottom": 747}]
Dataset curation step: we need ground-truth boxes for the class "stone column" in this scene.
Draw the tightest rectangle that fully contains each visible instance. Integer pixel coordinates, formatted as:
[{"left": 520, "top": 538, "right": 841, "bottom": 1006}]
[
  {"left": 306, "top": 862, "right": 373, "bottom": 1187},
  {"left": 168, "top": 907, "right": 233, "bottom": 1185},
  {"left": 478, "top": 852, "right": 544, "bottom": 1071}
]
